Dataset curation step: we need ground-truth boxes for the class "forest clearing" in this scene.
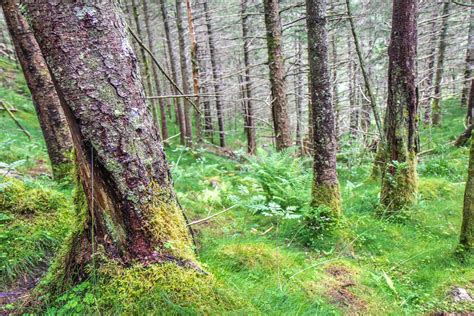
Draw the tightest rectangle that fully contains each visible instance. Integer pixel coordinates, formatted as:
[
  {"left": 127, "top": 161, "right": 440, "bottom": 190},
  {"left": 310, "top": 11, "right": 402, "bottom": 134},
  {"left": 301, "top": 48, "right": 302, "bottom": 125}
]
[{"left": 0, "top": 0, "right": 473, "bottom": 315}]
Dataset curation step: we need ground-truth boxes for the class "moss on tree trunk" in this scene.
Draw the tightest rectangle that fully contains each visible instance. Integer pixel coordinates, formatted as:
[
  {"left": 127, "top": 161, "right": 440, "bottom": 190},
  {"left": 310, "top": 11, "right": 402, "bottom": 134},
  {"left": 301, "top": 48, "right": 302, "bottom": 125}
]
[
  {"left": 380, "top": 0, "right": 418, "bottom": 213},
  {"left": 24, "top": 0, "right": 198, "bottom": 291}
]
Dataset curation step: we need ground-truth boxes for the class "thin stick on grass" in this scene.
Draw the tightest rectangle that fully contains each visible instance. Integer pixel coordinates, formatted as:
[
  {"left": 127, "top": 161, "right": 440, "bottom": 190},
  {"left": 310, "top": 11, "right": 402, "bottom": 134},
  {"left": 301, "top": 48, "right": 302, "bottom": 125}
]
[
  {"left": 187, "top": 205, "right": 238, "bottom": 226},
  {"left": 0, "top": 99, "right": 31, "bottom": 140}
]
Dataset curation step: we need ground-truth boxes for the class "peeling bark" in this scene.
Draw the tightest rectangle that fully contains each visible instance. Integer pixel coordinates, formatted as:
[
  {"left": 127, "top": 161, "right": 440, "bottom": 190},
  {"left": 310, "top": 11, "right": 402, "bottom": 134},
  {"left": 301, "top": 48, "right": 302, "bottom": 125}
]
[
  {"left": 24, "top": 0, "right": 196, "bottom": 287},
  {"left": 263, "top": 0, "right": 292, "bottom": 151},
  {"left": 380, "top": 0, "right": 418, "bottom": 213},
  {"left": 2, "top": 0, "right": 73, "bottom": 180}
]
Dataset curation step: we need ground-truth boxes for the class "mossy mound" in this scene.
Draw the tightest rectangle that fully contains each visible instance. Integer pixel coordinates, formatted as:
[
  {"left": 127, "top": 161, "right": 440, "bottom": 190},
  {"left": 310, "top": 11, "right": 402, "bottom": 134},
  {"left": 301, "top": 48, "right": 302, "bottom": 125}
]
[
  {"left": 419, "top": 178, "right": 455, "bottom": 201},
  {"left": 217, "top": 242, "right": 296, "bottom": 273},
  {"left": 0, "top": 177, "right": 74, "bottom": 287},
  {"left": 44, "top": 262, "right": 247, "bottom": 314}
]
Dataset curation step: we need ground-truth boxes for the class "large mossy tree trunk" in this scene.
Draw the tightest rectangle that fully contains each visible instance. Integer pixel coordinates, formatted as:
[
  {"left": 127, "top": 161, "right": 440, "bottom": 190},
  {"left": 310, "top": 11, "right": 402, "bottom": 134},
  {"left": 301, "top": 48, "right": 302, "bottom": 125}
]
[
  {"left": 380, "top": 0, "right": 418, "bottom": 213},
  {"left": 24, "top": 0, "right": 197, "bottom": 288},
  {"left": 263, "top": 0, "right": 292, "bottom": 151},
  {"left": 2, "top": 0, "right": 73, "bottom": 181},
  {"left": 306, "top": 0, "right": 342, "bottom": 219},
  {"left": 431, "top": 1, "right": 450, "bottom": 126},
  {"left": 461, "top": 80, "right": 474, "bottom": 252}
]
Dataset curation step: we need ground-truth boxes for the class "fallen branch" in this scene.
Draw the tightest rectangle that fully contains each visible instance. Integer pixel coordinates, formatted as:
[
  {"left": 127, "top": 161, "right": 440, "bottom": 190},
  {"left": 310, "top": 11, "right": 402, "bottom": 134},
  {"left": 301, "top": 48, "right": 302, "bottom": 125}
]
[
  {"left": 186, "top": 205, "right": 238, "bottom": 227},
  {"left": 0, "top": 99, "right": 31, "bottom": 140}
]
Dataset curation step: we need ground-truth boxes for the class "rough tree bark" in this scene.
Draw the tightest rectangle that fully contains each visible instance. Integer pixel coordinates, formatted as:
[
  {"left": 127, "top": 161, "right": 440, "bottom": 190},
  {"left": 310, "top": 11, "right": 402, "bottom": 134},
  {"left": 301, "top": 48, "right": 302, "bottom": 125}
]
[
  {"left": 2, "top": 0, "right": 73, "bottom": 180},
  {"left": 241, "top": 0, "right": 256, "bottom": 154},
  {"left": 460, "top": 78, "right": 474, "bottom": 253},
  {"left": 25, "top": 0, "right": 197, "bottom": 288},
  {"left": 380, "top": 0, "right": 418, "bottom": 213},
  {"left": 331, "top": 33, "right": 340, "bottom": 139},
  {"left": 263, "top": 0, "right": 292, "bottom": 151},
  {"left": 159, "top": 0, "right": 187, "bottom": 145},
  {"left": 176, "top": 0, "right": 193, "bottom": 144},
  {"left": 306, "top": 0, "right": 342, "bottom": 218},
  {"left": 204, "top": 0, "right": 226, "bottom": 147},
  {"left": 431, "top": 1, "right": 450, "bottom": 126},
  {"left": 142, "top": 0, "right": 168, "bottom": 141},
  {"left": 461, "top": 1, "right": 473, "bottom": 109}
]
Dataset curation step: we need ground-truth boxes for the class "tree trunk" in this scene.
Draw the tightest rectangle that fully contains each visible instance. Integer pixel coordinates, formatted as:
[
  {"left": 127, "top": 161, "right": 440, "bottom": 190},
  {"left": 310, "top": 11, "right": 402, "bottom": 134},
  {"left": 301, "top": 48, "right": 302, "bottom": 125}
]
[
  {"left": 204, "top": 0, "right": 226, "bottom": 148},
  {"left": 306, "top": 0, "right": 341, "bottom": 218},
  {"left": 176, "top": 0, "right": 193, "bottom": 144},
  {"left": 25, "top": 0, "right": 197, "bottom": 288},
  {"left": 2, "top": 0, "right": 73, "bottom": 181},
  {"left": 380, "top": 0, "right": 418, "bottom": 213},
  {"left": 345, "top": 0, "right": 383, "bottom": 141},
  {"left": 263, "top": 0, "right": 292, "bottom": 151},
  {"left": 159, "top": 0, "right": 187, "bottom": 145},
  {"left": 331, "top": 33, "right": 340, "bottom": 140},
  {"left": 461, "top": 1, "right": 474, "bottom": 109},
  {"left": 186, "top": 0, "right": 202, "bottom": 143},
  {"left": 460, "top": 79, "right": 474, "bottom": 252},
  {"left": 422, "top": 7, "right": 438, "bottom": 124},
  {"left": 431, "top": 1, "right": 450, "bottom": 126},
  {"left": 142, "top": 0, "right": 168, "bottom": 142},
  {"left": 294, "top": 38, "right": 304, "bottom": 148},
  {"left": 241, "top": 0, "right": 257, "bottom": 154}
]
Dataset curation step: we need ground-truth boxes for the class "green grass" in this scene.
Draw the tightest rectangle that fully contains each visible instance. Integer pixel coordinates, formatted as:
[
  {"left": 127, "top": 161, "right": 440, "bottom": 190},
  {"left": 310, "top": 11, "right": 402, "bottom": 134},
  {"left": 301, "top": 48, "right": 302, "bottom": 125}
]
[{"left": 0, "top": 57, "right": 473, "bottom": 314}]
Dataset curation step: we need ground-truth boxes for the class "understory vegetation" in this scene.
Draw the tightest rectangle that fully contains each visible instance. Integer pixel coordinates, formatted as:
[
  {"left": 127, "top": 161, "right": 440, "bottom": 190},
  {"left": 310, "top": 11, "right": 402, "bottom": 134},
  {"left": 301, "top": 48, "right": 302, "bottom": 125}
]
[{"left": 0, "top": 57, "right": 472, "bottom": 315}]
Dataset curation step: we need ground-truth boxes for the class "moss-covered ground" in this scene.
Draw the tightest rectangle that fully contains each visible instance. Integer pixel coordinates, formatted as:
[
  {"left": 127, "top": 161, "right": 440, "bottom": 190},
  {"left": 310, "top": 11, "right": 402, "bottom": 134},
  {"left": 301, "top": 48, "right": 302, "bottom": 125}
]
[{"left": 0, "top": 56, "right": 473, "bottom": 314}]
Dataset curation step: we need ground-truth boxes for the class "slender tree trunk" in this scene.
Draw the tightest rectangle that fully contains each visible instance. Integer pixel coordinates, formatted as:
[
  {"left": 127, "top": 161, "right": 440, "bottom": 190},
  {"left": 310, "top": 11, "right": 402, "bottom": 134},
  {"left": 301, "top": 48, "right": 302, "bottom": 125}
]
[
  {"left": 306, "top": 0, "right": 341, "bottom": 218},
  {"left": 431, "top": 1, "right": 450, "bottom": 126},
  {"left": 380, "top": 0, "right": 418, "bottom": 213},
  {"left": 294, "top": 38, "right": 304, "bottom": 148},
  {"left": 348, "top": 40, "right": 358, "bottom": 140},
  {"left": 204, "top": 0, "right": 225, "bottom": 147},
  {"left": 462, "top": 1, "right": 474, "bottom": 113},
  {"left": 2, "top": 0, "right": 73, "bottom": 181},
  {"left": 142, "top": 0, "right": 168, "bottom": 142},
  {"left": 176, "top": 0, "right": 193, "bottom": 144},
  {"left": 331, "top": 33, "right": 340, "bottom": 140},
  {"left": 422, "top": 8, "right": 438, "bottom": 124},
  {"left": 461, "top": 79, "right": 474, "bottom": 252},
  {"left": 241, "top": 0, "right": 257, "bottom": 154},
  {"left": 25, "top": 0, "right": 197, "bottom": 288},
  {"left": 345, "top": 0, "right": 383, "bottom": 141},
  {"left": 186, "top": 0, "right": 202, "bottom": 143},
  {"left": 159, "top": 0, "right": 187, "bottom": 145},
  {"left": 263, "top": 0, "right": 292, "bottom": 151}
]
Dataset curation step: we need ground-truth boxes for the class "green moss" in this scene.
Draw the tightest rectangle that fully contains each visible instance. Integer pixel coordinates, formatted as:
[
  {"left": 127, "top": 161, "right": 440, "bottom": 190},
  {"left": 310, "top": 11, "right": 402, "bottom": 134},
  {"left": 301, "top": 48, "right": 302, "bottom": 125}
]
[
  {"left": 218, "top": 242, "right": 296, "bottom": 272},
  {"left": 310, "top": 182, "right": 342, "bottom": 218},
  {"left": 419, "top": 178, "right": 455, "bottom": 201},
  {"left": 380, "top": 151, "right": 418, "bottom": 214}
]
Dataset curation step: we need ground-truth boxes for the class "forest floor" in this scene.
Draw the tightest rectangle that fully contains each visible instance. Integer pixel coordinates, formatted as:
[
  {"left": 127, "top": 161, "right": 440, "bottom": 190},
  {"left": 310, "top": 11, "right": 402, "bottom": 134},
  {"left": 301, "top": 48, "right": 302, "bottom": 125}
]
[{"left": 0, "top": 56, "right": 473, "bottom": 315}]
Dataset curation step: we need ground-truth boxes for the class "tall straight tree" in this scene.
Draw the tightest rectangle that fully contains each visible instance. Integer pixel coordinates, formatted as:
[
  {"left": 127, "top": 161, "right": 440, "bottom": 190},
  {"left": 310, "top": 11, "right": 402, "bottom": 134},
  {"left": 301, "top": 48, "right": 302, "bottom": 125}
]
[
  {"left": 24, "top": 0, "right": 197, "bottom": 287},
  {"left": 176, "top": 0, "right": 193, "bottom": 144},
  {"left": 431, "top": 1, "right": 450, "bottom": 126},
  {"left": 2, "top": 0, "right": 73, "bottom": 180},
  {"left": 460, "top": 79, "right": 474, "bottom": 252},
  {"left": 204, "top": 0, "right": 226, "bottom": 147},
  {"left": 241, "top": 0, "right": 256, "bottom": 154},
  {"left": 263, "top": 0, "right": 292, "bottom": 151},
  {"left": 306, "top": 0, "right": 342, "bottom": 218},
  {"left": 159, "top": 0, "right": 187, "bottom": 145},
  {"left": 380, "top": 0, "right": 418, "bottom": 213},
  {"left": 462, "top": 1, "right": 474, "bottom": 117}
]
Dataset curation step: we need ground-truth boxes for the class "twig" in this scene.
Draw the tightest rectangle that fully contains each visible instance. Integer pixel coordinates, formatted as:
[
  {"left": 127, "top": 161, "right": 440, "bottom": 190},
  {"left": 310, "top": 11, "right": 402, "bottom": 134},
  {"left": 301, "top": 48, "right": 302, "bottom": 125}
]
[
  {"left": 186, "top": 205, "right": 238, "bottom": 226},
  {"left": 0, "top": 99, "right": 31, "bottom": 140},
  {"left": 127, "top": 27, "right": 201, "bottom": 114}
]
